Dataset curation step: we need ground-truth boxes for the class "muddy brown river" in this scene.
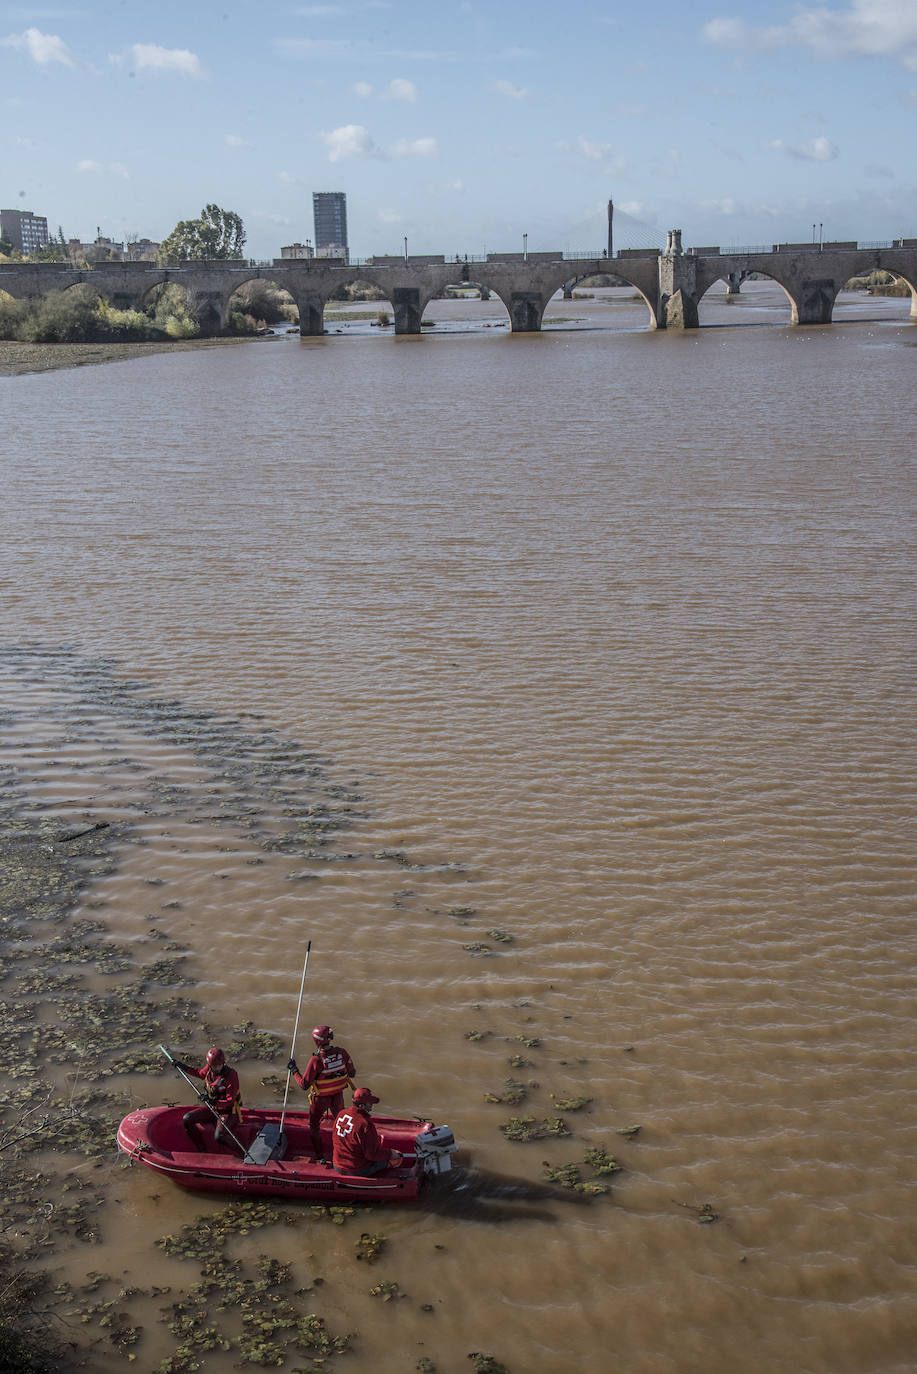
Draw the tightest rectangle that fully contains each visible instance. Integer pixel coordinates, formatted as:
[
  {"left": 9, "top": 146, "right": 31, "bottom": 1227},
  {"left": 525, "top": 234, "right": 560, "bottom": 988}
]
[{"left": 1, "top": 284, "right": 916, "bottom": 1373}]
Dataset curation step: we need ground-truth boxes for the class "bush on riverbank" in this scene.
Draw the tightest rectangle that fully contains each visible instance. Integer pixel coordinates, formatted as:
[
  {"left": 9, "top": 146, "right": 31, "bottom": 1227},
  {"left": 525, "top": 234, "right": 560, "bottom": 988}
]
[
  {"left": 228, "top": 280, "right": 298, "bottom": 333},
  {"left": 0, "top": 285, "right": 200, "bottom": 343},
  {"left": 844, "top": 269, "right": 911, "bottom": 297}
]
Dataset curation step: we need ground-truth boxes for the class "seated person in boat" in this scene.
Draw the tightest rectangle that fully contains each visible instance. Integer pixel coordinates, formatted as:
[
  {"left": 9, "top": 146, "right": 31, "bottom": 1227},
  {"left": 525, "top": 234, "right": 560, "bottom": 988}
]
[
  {"left": 288, "top": 1024, "right": 356, "bottom": 1160},
  {"left": 332, "top": 1086, "right": 403, "bottom": 1176},
  {"left": 174, "top": 1046, "right": 243, "bottom": 1153}
]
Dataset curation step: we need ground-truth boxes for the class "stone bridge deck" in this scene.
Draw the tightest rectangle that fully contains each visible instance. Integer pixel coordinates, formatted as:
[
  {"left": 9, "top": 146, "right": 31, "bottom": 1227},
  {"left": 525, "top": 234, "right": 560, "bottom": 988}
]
[{"left": 2, "top": 241, "right": 915, "bottom": 335}]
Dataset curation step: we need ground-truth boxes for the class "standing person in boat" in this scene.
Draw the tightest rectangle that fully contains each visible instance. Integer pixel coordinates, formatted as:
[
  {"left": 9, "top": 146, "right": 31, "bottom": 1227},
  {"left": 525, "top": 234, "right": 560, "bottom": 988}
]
[
  {"left": 287, "top": 1024, "right": 356, "bottom": 1160},
  {"left": 332, "top": 1086, "right": 403, "bottom": 1176},
  {"left": 173, "top": 1046, "right": 243, "bottom": 1153}
]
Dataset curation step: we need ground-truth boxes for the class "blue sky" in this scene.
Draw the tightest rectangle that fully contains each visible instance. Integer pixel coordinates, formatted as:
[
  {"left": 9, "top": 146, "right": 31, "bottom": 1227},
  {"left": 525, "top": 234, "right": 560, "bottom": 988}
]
[{"left": 2, "top": 0, "right": 916, "bottom": 259}]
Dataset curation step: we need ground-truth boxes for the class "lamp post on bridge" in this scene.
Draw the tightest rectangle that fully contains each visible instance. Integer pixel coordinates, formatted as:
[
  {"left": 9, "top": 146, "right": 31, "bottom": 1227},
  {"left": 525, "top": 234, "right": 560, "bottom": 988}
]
[
  {"left": 403, "top": 236, "right": 408, "bottom": 263},
  {"left": 523, "top": 233, "right": 528, "bottom": 262}
]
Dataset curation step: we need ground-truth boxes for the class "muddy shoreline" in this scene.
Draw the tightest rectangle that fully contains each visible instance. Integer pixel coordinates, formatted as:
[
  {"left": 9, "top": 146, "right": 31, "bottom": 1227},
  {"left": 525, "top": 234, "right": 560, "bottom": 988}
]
[{"left": 0, "top": 336, "right": 268, "bottom": 377}]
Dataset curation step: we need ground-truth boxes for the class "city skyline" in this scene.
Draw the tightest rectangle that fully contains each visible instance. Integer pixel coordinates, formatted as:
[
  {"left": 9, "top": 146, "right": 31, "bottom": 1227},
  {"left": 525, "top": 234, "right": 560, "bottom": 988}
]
[{"left": 2, "top": 0, "right": 916, "bottom": 262}]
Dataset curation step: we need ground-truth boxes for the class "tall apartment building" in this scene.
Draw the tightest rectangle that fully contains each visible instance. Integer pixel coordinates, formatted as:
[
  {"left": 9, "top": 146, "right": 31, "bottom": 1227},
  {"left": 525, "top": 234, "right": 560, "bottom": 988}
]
[
  {"left": 312, "top": 192, "right": 348, "bottom": 260},
  {"left": 1, "top": 208, "right": 50, "bottom": 254}
]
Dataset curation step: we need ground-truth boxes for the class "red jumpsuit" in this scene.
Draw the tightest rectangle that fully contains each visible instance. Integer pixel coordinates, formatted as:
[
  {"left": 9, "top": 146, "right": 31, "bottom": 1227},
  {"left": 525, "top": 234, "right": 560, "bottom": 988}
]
[
  {"left": 292, "top": 1043, "right": 356, "bottom": 1158},
  {"left": 332, "top": 1103, "right": 393, "bottom": 1176},
  {"left": 182, "top": 1063, "right": 242, "bottom": 1151}
]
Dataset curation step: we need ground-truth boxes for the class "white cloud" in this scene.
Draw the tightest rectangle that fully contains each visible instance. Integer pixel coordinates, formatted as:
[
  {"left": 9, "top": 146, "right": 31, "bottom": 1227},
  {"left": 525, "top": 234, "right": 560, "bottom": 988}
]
[
  {"left": 226, "top": 134, "right": 254, "bottom": 149},
  {"left": 320, "top": 123, "right": 382, "bottom": 161},
  {"left": 493, "top": 79, "right": 528, "bottom": 99},
  {"left": 354, "top": 80, "right": 373, "bottom": 97},
  {"left": 766, "top": 135, "right": 838, "bottom": 160},
  {"left": 384, "top": 77, "right": 418, "bottom": 101},
  {"left": 130, "top": 43, "right": 203, "bottom": 77},
  {"left": 578, "top": 137, "right": 614, "bottom": 161},
  {"left": 77, "top": 159, "right": 129, "bottom": 178},
  {"left": 1, "top": 26, "right": 75, "bottom": 65},
  {"left": 703, "top": 1, "right": 917, "bottom": 68},
  {"left": 392, "top": 136, "right": 437, "bottom": 156}
]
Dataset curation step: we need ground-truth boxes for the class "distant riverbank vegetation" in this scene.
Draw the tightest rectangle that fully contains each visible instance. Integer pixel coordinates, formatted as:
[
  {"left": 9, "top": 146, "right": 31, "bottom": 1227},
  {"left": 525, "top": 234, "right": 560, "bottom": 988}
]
[
  {"left": 0, "top": 283, "right": 200, "bottom": 343},
  {"left": 845, "top": 269, "right": 910, "bottom": 296},
  {"left": 0, "top": 280, "right": 303, "bottom": 344}
]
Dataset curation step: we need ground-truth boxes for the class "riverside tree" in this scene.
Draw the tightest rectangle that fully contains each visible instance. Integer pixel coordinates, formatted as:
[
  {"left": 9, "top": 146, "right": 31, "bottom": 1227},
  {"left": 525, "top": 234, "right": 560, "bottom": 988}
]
[{"left": 159, "top": 204, "right": 246, "bottom": 264}]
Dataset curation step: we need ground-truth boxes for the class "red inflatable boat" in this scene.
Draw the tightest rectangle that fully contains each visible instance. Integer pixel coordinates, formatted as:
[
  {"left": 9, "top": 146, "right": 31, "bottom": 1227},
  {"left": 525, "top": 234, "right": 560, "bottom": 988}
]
[{"left": 117, "top": 1104, "right": 458, "bottom": 1203}]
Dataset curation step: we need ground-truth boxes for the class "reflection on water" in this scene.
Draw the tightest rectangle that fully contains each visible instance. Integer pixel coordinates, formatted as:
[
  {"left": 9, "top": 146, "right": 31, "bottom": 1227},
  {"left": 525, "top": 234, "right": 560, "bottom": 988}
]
[{"left": 1, "top": 296, "right": 916, "bottom": 1374}]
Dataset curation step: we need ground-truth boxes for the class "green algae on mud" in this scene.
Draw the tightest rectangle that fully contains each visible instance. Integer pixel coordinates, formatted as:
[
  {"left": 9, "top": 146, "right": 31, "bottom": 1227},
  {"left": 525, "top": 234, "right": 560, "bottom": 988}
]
[
  {"left": 0, "top": 644, "right": 527, "bottom": 1371},
  {"left": 0, "top": 646, "right": 373, "bottom": 1370}
]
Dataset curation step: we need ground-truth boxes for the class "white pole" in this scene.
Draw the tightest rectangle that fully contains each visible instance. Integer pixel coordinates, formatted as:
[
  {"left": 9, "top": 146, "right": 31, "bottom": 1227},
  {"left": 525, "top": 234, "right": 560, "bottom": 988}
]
[{"left": 279, "top": 940, "right": 311, "bottom": 1133}]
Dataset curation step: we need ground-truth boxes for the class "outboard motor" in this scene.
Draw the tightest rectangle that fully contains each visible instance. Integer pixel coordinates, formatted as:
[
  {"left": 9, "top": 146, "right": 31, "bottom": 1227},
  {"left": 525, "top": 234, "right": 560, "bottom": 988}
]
[{"left": 414, "top": 1125, "right": 458, "bottom": 1176}]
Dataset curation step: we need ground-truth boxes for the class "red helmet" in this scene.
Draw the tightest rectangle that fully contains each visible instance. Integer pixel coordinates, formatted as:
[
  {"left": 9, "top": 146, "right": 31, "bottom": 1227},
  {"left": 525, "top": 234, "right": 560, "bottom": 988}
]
[
  {"left": 312, "top": 1025, "right": 333, "bottom": 1046},
  {"left": 205, "top": 1046, "right": 225, "bottom": 1069},
  {"left": 353, "top": 1086, "right": 379, "bottom": 1106}
]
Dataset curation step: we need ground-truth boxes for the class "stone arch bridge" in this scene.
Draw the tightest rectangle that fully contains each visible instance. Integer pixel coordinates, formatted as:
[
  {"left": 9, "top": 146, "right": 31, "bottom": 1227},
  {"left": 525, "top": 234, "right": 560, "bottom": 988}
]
[{"left": 2, "top": 239, "right": 915, "bottom": 335}]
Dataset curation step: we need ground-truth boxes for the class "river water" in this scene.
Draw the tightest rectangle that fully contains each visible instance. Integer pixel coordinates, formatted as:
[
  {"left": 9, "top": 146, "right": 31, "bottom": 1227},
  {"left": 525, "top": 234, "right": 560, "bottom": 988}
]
[{"left": 1, "top": 283, "right": 916, "bottom": 1373}]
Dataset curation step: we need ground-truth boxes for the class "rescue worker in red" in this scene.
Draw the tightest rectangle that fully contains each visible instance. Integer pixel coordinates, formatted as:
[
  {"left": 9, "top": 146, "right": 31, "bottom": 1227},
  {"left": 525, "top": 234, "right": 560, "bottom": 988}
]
[
  {"left": 332, "top": 1086, "right": 403, "bottom": 1176},
  {"left": 174, "top": 1047, "right": 243, "bottom": 1153},
  {"left": 288, "top": 1025, "right": 356, "bottom": 1160}
]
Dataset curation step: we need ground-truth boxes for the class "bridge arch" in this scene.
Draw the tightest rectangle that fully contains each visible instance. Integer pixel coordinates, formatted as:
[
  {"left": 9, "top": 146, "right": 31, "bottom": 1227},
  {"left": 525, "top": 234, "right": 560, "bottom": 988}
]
[
  {"left": 559, "top": 266, "right": 657, "bottom": 329},
  {"left": 695, "top": 271, "right": 796, "bottom": 325}
]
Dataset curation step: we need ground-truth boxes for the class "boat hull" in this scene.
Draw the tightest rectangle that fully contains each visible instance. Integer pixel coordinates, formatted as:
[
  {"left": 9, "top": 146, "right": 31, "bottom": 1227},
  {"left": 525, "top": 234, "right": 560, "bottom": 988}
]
[{"left": 117, "top": 1104, "right": 435, "bottom": 1203}]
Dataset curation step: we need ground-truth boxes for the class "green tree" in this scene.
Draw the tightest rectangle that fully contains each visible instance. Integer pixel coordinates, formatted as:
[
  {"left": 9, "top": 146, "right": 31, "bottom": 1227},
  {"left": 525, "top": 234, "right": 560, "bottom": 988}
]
[{"left": 159, "top": 203, "right": 246, "bottom": 264}]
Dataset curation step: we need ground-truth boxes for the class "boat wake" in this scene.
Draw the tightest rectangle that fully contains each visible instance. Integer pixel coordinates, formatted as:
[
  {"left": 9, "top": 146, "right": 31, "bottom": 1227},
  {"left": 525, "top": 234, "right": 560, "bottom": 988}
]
[{"left": 422, "top": 1166, "right": 595, "bottom": 1223}]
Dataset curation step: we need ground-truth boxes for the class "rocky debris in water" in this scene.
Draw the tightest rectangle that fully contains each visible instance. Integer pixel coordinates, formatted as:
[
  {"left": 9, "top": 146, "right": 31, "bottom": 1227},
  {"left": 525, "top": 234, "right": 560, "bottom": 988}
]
[
  {"left": 675, "top": 1199, "right": 719, "bottom": 1224},
  {"left": 226, "top": 1019, "right": 285, "bottom": 1061},
  {"left": 464, "top": 1029, "right": 491, "bottom": 1042},
  {"left": 498, "top": 1116, "right": 570, "bottom": 1142},
  {"left": 584, "top": 1147, "right": 622, "bottom": 1176},
  {"left": 369, "top": 1280, "right": 403, "bottom": 1302},
  {"left": 508, "top": 1053, "right": 532, "bottom": 1069},
  {"left": 462, "top": 943, "right": 493, "bottom": 956},
  {"left": 447, "top": 906, "right": 475, "bottom": 920},
  {"left": 541, "top": 1161, "right": 609, "bottom": 1196},
  {"left": 483, "top": 1079, "right": 528, "bottom": 1106},
  {"left": 355, "top": 1231, "right": 387, "bottom": 1263},
  {"left": 514, "top": 1034, "right": 541, "bottom": 1050},
  {"left": 468, "top": 1356, "right": 509, "bottom": 1374},
  {"left": 617, "top": 1124, "right": 641, "bottom": 1139},
  {"left": 550, "top": 1094, "right": 592, "bottom": 1112},
  {"left": 486, "top": 929, "right": 514, "bottom": 943}
]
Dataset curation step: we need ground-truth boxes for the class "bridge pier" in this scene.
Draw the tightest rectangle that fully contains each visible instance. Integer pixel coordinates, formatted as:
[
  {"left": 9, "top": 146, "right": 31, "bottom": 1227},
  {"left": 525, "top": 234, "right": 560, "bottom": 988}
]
[
  {"left": 792, "top": 279, "right": 836, "bottom": 325},
  {"left": 725, "top": 271, "right": 744, "bottom": 296},
  {"left": 510, "top": 291, "right": 543, "bottom": 331},
  {"left": 658, "top": 243, "right": 699, "bottom": 329},
  {"left": 392, "top": 287, "right": 422, "bottom": 334},
  {"left": 294, "top": 291, "right": 325, "bottom": 335}
]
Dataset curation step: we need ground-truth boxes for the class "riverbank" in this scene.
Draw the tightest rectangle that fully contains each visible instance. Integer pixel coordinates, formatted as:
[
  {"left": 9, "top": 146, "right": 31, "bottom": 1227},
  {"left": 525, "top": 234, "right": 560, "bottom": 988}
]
[{"left": 0, "top": 335, "right": 267, "bottom": 377}]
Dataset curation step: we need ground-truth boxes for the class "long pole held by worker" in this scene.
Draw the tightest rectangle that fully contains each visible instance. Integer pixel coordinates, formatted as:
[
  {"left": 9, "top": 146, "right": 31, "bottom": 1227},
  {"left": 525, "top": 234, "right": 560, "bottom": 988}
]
[{"left": 280, "top": 940, "right": 311, "bottom": 1134}]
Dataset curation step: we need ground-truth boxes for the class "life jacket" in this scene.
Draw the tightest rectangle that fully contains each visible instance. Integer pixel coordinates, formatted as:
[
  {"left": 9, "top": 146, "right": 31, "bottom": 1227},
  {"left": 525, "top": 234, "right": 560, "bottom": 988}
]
[
  {"left": 312, "top": 1045, "right": 352, "bottom": 1098},
  {"left": 205, "top": 1066, "right": 242, "bottom": 1121}
]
